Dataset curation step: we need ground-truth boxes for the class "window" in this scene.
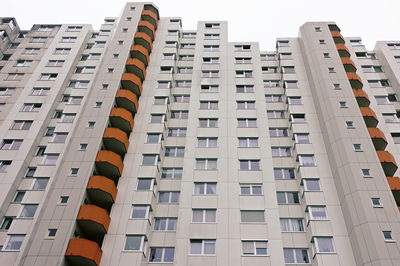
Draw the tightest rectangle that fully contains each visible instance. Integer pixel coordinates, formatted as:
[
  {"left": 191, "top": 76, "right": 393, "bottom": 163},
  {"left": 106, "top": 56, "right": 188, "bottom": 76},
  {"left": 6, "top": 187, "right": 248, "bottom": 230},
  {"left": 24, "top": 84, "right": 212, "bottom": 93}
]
[
  {"left": 154, "top": 97, "right": 168, "bottom": 105},
  {"left": 149, "top": 247, "right": 174, "bottom": 262},
  {"left": 277, "top": 40, "right": 289, "bottom": 47},
  {"left": 368, "top": 80, "right": 390, "bottom": 88},
  {"left": 269, "top": 128, "right": 288, "bottom": 137},
  {"left": 261, "top": 54, "right": 276, "bottom": 61},
  {"left": 154, "top": 218, "right": 177, "bottom": 231},
  {"left": 158, "top": 191, "right": 180, "bottom": 203},
  {"left": 197, "top": 137, "right": 217, "bottom": 148},
  {"left": 7, "top": 73, "right": 24, "bottom": 80},
  {"left": 165, "top": 147, "right": 185, "bottom": 157},
  {"left": 383, "top": 231, "right": 394, "bottom": 241},
  {"left": 239, "top": 160, "right": 260, "bottom": 170},
  {"left": 69, "top": 80, "right": 89, "bottom": 89},
  {"left": 280, "top": 218, "right": 304, "bottom": 232},
  {"left": 371, "top": 198, "right": 382, "bottom": 207},
  {"left": 94, "top": 102, "right": 102, "bottom": 107},
  {"left": 13, "top": 191, "right": 25, "bottom": 203},
  {"left": 283, "top": 248, "right": 309, "bottom": 263},
  {"left": 0, "top": 217, "right": 13, "bottom": 230},
  {"left": 267, "top": 110, "right": 285, "bottom": 119},
  {"left": 328, "top": 67, "right": 335, "bottom": 73},
  {"left": 282, "top": 66, "right": 295, "bottom": 73},
  {"left": 237, "top": 118, "right": 257, "bottom": 128},
  {"left": 346, "top": 121, "right": 354, "bottom": 128},
  {"left": 237, "top": 101, "right": 255, "bottom": 110},
  {"left": 35, "top": 146, "right": 46, "bottom": 156},
  {"left": 142, "top": 155, "right": 159, "bottom": 166},
  {"left": 81, "top": 53, "right": 101, "bottom": 60},
  {"left": 323, "top": 53, "right": 330, "bottom": 58},
  {"left": 59, "top": 196, "right": 69, "bottom": 204},
  {"left": 196, "top": 159, "right": 217, "bottom": 170},
  {"left": 277, "top": 192, "right": 300, "bottom": 204},
  {"left": 21, "top": 103, "right": 41, "bottom": 112},
  {"left": 179, "top": 55, "right": 194, "bottom": 61},
  {"left": 200, "top": 101, "right": 218, "bottom": 110},
  {"left": 192, "top": 209, "right": 216, "bottom": 223},
  {"left": 203, "top": 45, "right": 219, "bottom": 52},
  {"left": 284, "top": 80, "right": 298, "bottom": 89},
  {"left": 303, "top": 179, "right": 321, "bottom": 191},
  {"left": 388, "top": 43, "right": 400, "bottom": 49},
  {"left": 31, "top": 87, "right": 49, "bottom": 96},
  {"left": 11, "top": 120, "right": 33, "bottom": 130},
  {"left": 199, "top": 118, "right": 218, "bottom": 128},
  {"left": 236, "top": 85, "right": 254, "bottom": 93},
  {"left": 383, "top": 113, "right": 399, "bottom": 123},
  {"left": 25, "top": 167, "right": 36, "bottom": 178},
  {"left": 3, "top": 235, "right": 25, "bottom": 251},
  {"left": 160, "top": 66, "right": 173, "bottom": 73},
  {"left": 70, "top": 168, "right": 79, "bottom": 175},
  {"left": 150, "top": 114, "right": 165, "bottom": 123},
  {"left": 15, "top": 60, "right": 32, "bottom": 67},
  {"left": 171, "top": 111, "right": 188, "bottom": 119},
  {"left": 42, "top": 154, "right": 59, "bottom": 165},
  {"left": 168, "top": 128, "right": 187, "bottom": 137},
  {"left": 298, "top": 155, "right": 316, "bottom": 166},
  {"left": 39, "top": 73, "right": 57, "bottom": 81},
  {"left": 201, "top": 84, "right": 219, "bottom": 92},
  {"left": 173, "top": 95, "right": 190, "bottom": 103},
  {"left": 238, "top": 137, "right": 258, "bottom": 148},
  {"left": 31, "top": 37, "right": 47, "bottom": 43},
  {"left": 0, "top": 139, "right": 22, "bottom": 150},
  {"left": 24, "top": 48, "right": 39, "bottom": 54},
  {"left": 124, "top": 235, "right": 145, "bottom": 251},
  {"left": 32, "top": 178, "right": 49, "bottom": 190},
  {"left": 131, "top": 205, "right": 150, "bottom": 219},
  {"left": 236, "top": 57, "right": 252, "bottom": 64},
  {"left": 290, "top": 114, "right": 306, "bottom": 123},
  {"left": 203, "top": 57, "right": 219, "bottom": 64},
  {"left": 391, "top": 133, "right": 400, "bottom": 144},
  {"left": 60, "top": 36, "right": 77, "bottom": 43},
  {"left": 314, "top": 237, "right": 335, "bottom": 253},
  {"left": 265, "top": 94, "right": 283, "bottom": 102},
  {"left": 353, "top": 144, "right": 362, "bottom": 151},
  {"left": 54, "top": 48, "right": 71, "bottom": 55},
  {"left": 235, "top": 70, "right": 253, "bottom": 78},
  {"left": 287, "top": 96, "right": 301, "bottom": 104},
  {"left": 157, "top": 81, "right": 171, "bottom": 89},
  {"left": 47, "top": 60, "right": 64, "bottom": 67},
  {"left": 279, "top": 53, "right": 292, "bottom": 60},
  {"left": 177, "top": 67, "right": 193, "bottom": 74},
  {"left": 271, "top": 147, "right": 291, "bottom": 157},
  {"left": 0, "top": 87, "right": 15, "bottom": 96},
  {"left": 88, "top": 121, "right": 95, "bottom": 128},
  {"left": 235, "top": 45, "right": 251, "bottom": 51},
  {"left": 240, "top": 184, "right": 262, "bottom": 195},
  {"left": 194, "top": 183, "right": 216, "bottom": 195},
  {"left": 362, "top": 65, "right": 383, "bottom": 73},
  {"left": 204, "top": 34, "right": 220, "bottom": 40},
  {"left": 242, "top": 241, "right": 267, "bottom": 256},
  {"left": 190, "top": 239, "right": 216, "bottom": 255},
  {"left": 60, "top": 113, "right": 76, "bottom": 123},
  {"left": 52, "top": 133, "right": 68, "bottom": 143},
  {"left": 241, "top": 210, "right": 265, "bottom": 223},
  {"left": 146, "top": 133, "right": 162, "bottom": 144},
  {"left": 79, "top": 143, "right": 88, "bottom": 150},
  {"left": 176, "top": 80, "right": 192, "bottom": 88},
  {"left": 375, "top": 96, "right": 390, "bottom": 105},
  {"left": 294, "top": 133, "right": 310, "bottom": 144},
  {"left": 75, "top": 66, "right": 95, "bottom": 74},
  {"left": 67, "top": 26, "right": 82, "bottom": 32},
  {"left": 161, "top": 168, "right": 182, "bottom": 179},
  {"left": 308, "top": 206, "right": 328, "bottom": 220},
  {"left": 205, "top": 23, "right": 220, "bottom": 29},
  {"left": 19, "top": 204, "right": 38, "bottom": 218},
  {"left": 47, "top": 229, "right": 57, "bottom": 237}
]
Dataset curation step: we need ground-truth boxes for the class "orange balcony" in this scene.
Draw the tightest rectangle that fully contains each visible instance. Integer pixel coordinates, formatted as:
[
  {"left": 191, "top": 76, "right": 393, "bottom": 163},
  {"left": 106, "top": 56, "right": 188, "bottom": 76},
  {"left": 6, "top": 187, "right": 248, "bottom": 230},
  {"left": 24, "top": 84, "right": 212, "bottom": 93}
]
[
  {"left": 329, "top": 24, "right": 341, "bottom": 32},
  {"left": 121, "top": 73, "right": 143, "bottom": 96},
  {"left": 115, "top": 89, "right": 139, "bottom": 114},
  {"left": 134, "top": 32, "right": 152, "bottom": 52},
  {"left": 130, "top": 44, "right": 149, "bottom": 66},
  {"left": 95, "top": 150, "right": 124, "bottom": 181},
  {"left": 387, "top": 177, "right": 400, "bottom": 205},
  {"left": 138, "top": 21, "right": 156, "bottom": 41},
  {"left": 103, "top": 127, "right": 129, "bottom": 155},
  {"left": 335, "top": 43, "right": 350, "bottom": 57},
  {"left": 144, "top": 4, "right": 160, "bottom": 19},
  {"left": 87, "top": 175, "right": 117, "bottom": 211},
  {"left": 377, "top": 151, "right": 398, "bottom": 176},
  {"left": 110, "top": 107, "right": 134, "bottom": 133},
  {"left": 126, "top": 58, "right": 146, "bottom": 80},
  {"left": 77, "top": 205, "right": 110, "bottom": 243},
  {"left": 141, "top": 10, "right": 158, "bottom": 29},
  {"left": 331, "top": 31, "right": 345, "bottom": 44},
  {"left": 341, "top": 57, "right": 357, "bottom": 72},
  {"left": 65, "top": 238, "right": 102, "bottom": 266},
  {"left": 360, "top": 107, "right": 379, "bottom": 128},
  {"left": 368, "top": 128, "right": 388, "bottom": 150},
  {"left": 347, "top": 72, "right": 363, "bottom": 89},
  {"left": 353, "top": 89, "right": 370, "bottom": 107}
]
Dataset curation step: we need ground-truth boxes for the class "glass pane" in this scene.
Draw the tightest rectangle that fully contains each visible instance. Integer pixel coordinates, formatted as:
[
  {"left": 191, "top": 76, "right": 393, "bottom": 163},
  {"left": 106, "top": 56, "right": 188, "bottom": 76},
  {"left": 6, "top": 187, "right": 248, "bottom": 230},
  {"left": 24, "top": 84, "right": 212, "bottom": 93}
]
[
  {"left": 164, "top": 248, "right": 175, "bottom": 262},
  {"left": 190, "top": 241, "right": 202, "bottom": 254},
  {"left": 204, "top": 241, "right": 215, "bottom": 254},
  {"left": 125, "top": 236, "right": 141, "bottom": 250},
  {"left": 205, "top": 210, "right": 216, "bottom": 222},
  {"left": 192, "top": 210, "right": 203, "bottom": 222}
]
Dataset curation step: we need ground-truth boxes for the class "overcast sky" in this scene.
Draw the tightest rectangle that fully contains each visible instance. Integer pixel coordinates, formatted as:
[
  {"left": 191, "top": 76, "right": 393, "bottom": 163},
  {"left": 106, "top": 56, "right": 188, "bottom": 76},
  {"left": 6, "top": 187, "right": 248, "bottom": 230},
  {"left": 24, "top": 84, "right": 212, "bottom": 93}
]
[{"left": 2, "top": 0, "right": 400, "bottom": 51}]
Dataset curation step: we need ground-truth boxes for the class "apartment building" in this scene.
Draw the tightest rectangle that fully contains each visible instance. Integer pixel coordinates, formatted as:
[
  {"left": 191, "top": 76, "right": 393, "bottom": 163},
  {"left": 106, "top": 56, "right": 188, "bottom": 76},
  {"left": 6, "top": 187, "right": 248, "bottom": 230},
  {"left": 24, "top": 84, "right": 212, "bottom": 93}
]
[{"left": 0, "top": 2, "right": 399, "bottom": 266}]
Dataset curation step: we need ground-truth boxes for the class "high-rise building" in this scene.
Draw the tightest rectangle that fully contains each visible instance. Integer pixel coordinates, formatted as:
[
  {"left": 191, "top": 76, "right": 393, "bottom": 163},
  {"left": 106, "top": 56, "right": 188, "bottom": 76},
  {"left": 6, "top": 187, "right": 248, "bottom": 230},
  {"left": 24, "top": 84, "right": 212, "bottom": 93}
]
[{"left": 0, "top": 2, "right": 399, "bottom": 265}]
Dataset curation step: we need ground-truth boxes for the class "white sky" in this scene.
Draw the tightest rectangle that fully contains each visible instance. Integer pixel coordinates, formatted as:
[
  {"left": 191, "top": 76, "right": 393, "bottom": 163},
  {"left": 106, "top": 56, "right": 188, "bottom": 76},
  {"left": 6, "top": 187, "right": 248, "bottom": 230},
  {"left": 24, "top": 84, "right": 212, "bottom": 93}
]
[{"left": 2, "top": 0, "right": 400, "bottom": 51}]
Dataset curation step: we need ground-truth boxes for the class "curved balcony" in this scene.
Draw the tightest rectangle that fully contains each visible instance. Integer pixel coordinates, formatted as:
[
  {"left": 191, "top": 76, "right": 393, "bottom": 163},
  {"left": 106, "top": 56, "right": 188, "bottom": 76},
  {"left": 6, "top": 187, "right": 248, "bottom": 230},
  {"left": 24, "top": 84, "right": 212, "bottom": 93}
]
[
  {"left": 335, "top": 43, "right": 350, "bottom": 57},
  {"left": 360, "top": 107, "right": 379, "bottom": 128},
  {"left": 138, "top": 21, "right": 156, "bottom": 41},
  {"left": 347, "top": 72, "right": 363, "bottom": 89},
  {"left": 341, "top": 57, "right": 357, "bottom": 72},
  {"left": 95, "top": 150, "right": 124, "bottom": 181},
  {"left": 134, "top": 32, "right": 152, "bottom": 52},
  {"left": 65, "top": 238, "right": 102, "bottom": 266},
  {"left": 331, "top": 31, "right": 345, "bottom": 44},
  {"left": 121, "top": 73, "right": 143, "bottom": 96},
  {"left": 368, "top": 128, "right": 388, "bottom": 150},
  {"left": 103, "top": 127, "right": 129, "bottom": 155},
  {"left": 110, "top": 107, "right": 134, "bottom": 133},
  {"left": 115, "top": 89, "right": 139, "bottom": 114},
  {"left": 130, "top": 44, "right": 149, "bottom": 66},
  {"left": 353, "top": 89, "right": 370, "bottom": 107},
  {"left": 126, "top": 58, "right": 146, "bottom": 80},
  {"left": 387, "top": 177, "right": 400, "bottom": 205},
  {"left": 377, "top": 151, "right": 398, "bottom": 176},
  {"left": 329, "top": 24, "right": 341, "bottom": 32},
  {"left": 77, "top": 205, "right": 110, "bottom": 243},
  {"left": 87, "top": 175, "right": 117, "bottom": 211},
  {"left": 144, "top": 4, "right": 159, "bottom": 20},
  {"left": 141, "top": 10, "right": 158, "bottom": 29}
]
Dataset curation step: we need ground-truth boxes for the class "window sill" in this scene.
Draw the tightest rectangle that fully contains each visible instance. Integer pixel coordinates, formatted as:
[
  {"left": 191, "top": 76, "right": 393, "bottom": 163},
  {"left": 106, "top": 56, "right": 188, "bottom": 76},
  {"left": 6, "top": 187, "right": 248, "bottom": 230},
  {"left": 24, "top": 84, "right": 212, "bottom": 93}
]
[
  {"left": 188, "top": 254, "right": 216, "bottom": 257},
  {"left": 384, "top": 240, "right": 396, "bottom": 243},
  {"left": 241, "top": 255, "right": 269, "bottom": 257}
]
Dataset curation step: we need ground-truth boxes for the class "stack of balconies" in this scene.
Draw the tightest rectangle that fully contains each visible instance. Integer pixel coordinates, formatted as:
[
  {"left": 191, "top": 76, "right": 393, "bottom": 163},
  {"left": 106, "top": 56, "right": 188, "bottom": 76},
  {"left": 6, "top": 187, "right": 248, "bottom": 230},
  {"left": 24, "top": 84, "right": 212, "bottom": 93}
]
[
  {"left": 330, "top": 25, "right": 400, "bottom": 211},
  {"left": 65, "top": 6, "right": 159, "bottom": 265}
]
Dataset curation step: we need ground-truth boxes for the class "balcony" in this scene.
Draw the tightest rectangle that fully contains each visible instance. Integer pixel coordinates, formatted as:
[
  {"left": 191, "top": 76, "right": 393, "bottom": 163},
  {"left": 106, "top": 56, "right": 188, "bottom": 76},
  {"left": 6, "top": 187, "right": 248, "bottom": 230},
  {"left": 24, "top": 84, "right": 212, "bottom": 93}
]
[
  {"left": 77, "top": 205, "right": 110, "bottom": 243},
  {"left": 130, "top": 44, "right": 149, "bottom": 66},
  {"left": 328, "top": 24, "right": 341, "bottom": 32},
  {"left": 341, "top": 57, "right": 357, "bottom": 72},
  {"left": 331, "top": 31, "right": 345, "bottom": 44},
  {"left": 126, "top": 58, "right": 146, "bottom": 80},
  {"left": 347, "top": 72, "right": 363, "bottom": 89},
  {"left": 134, "top": 32, "right": 152, "bottom": 52},
  {"left": 353, "top": 89, "right": 370, "bottom": 107},
  {"left": 103, "top": 127, "right": 129, "bottom": 155},
  {"left": 109, "top": 107, "right": 134, "bottom": 133},
  {"left": 87, "top": 175, "right": 117, "bottom": 211},
  {"left": 121, "top": 73, "right": 142, "bottom": 96},
  {"left": 116, "top": 89, "right": 139, "bottom": 115},
  {"left": 138, "top": 20, "right": 156, "bottom": 41},
  {"left": 360, "top": 107, "right": 378, "bottom": 127},
  {"left": 377, "top": 151, "right": 398, "bottom": 176},
  {"left": 141, "top": 10, "right": 158, "bottom": 29},
  {"left": 95, "top": 150, "right": 124, "bottom": 181},
  {"left": 368, "top": 128, "right": 387, "bottom": 150},
  {"left": 65, "top": 238, "right": 102, "bottom": 266},
  {"left": 335, "top": 43, "right": 350, "bottom": 57},
  {"left": 387, "top": 177, "right": 400, "bottom": 205}
]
